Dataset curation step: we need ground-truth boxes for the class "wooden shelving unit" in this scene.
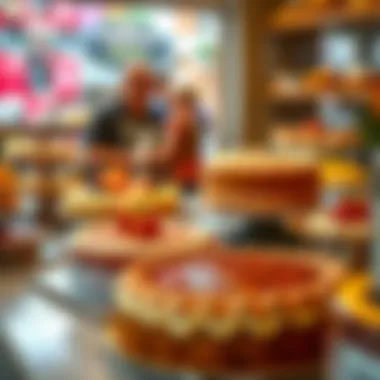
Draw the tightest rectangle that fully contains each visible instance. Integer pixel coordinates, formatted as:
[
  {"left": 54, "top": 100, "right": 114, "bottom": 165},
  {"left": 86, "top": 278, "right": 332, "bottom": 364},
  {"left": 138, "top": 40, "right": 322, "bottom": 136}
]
[
  {"left": 268, "top": 3, "right": 380, "bottom": 132},
  {"left": 268, "top": 2, "right": 371, "bottom": 277},
  {"left": 269, "top": 89, "right": 367, "bottom": 105},
  {"left": 0, "top": 124, "right": 86, "bottom": 138},
  {"left": 271, "top": 9, "right": 380, "bottom": 36}
]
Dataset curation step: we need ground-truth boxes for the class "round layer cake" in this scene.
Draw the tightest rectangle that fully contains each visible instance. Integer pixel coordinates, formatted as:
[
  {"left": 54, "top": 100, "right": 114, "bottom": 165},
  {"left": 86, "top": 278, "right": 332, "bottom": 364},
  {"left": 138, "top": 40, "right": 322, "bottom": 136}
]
[
  {"left": 203, "top": 150, "right": 320, "bottom": 214},
  {"left": 70, "top": 220, "right": 214, "bottom": 270},
  {"left": 110, "top": 249, "right": 344, "bottom": 375}
]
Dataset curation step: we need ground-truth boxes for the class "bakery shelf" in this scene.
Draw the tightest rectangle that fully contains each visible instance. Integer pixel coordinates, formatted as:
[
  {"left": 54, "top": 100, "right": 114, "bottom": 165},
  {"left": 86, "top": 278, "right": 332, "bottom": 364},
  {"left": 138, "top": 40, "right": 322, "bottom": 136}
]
[
  {"left": 269, "top": 90, "right": 365, "bottom": 105},
  {"left": 271, "top": 10, "right": 380, "bottom": 36},
  {"left": 0, "top": 124, "right": 85, "bottom": 137},
  {"left": 269, "top": 92, "right": 319, "bottom": 105}
]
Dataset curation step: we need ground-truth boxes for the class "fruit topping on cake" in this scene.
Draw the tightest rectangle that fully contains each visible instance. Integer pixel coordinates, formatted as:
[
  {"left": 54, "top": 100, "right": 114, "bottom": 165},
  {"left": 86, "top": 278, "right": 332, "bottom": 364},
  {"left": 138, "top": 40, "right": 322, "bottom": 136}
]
[
  {"left": 117, "top": 214, "right": 162, "bottom": 239},
  {"left": 98, "top": 167, "right": 130, "bottom": 193},
  {"left": 330, "top": 199, "right": 369, "bottom": 224}
]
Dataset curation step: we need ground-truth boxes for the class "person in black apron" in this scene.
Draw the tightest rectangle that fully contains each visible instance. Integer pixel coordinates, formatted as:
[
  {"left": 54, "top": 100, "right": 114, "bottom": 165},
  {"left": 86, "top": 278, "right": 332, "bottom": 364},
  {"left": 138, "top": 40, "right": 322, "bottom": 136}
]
[{"left": 86, "top": 63, "right": 165, "bottom": 175}]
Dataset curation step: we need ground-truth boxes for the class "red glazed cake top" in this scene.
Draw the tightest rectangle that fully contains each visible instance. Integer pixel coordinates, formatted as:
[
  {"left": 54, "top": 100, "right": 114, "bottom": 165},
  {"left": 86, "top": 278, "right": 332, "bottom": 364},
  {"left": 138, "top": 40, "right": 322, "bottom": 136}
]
[
  {"left": 116, "top": 250, "right": 345, "bottom": 340},
  {"left": 150, "top": 255, "right": 318, "bottom": 295},
  {"left": 119, "top": 250, "right": 344, "bottom": 313}
]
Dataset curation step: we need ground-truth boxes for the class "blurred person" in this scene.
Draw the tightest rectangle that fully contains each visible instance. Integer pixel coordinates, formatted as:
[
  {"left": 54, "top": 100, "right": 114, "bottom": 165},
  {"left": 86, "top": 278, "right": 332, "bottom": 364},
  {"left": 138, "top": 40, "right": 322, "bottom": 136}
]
[
  {"left": 150, "top": 87, "right": 202, "bottom": 191},
  {"left": 87, "top": 62, "right": 165, "bottom": 168}
]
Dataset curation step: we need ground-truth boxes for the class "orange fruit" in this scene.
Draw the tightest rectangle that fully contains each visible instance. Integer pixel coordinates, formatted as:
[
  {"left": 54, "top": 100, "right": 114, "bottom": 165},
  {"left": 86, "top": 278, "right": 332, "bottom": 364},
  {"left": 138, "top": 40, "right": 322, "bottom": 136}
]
[{"left": 98, "top": 168, "right": 129, "bottom": 193}]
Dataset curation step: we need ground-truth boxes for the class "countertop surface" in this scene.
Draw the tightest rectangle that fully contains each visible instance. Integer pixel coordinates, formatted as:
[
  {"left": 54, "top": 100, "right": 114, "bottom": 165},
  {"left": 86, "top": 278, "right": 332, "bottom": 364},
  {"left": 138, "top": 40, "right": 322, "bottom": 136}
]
[{"left": 0, "top": 210, "right": 311, "bottom": 380}]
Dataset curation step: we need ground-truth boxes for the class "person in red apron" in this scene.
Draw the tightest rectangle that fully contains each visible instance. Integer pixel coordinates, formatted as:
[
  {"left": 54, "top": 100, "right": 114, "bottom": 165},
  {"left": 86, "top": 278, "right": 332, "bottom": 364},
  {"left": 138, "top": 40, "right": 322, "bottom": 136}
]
[{"left": 160, "top": 87, "right": 202, "bottom": 191}]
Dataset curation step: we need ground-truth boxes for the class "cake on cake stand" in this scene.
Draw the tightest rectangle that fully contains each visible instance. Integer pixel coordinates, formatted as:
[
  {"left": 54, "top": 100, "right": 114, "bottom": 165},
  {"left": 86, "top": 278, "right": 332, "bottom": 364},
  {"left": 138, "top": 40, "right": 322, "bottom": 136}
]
[
  {"left": 108, "top": 248, "right": 344, "bottom": 380},
  {"left": 201, "top": 149, "right": 320, "bottom": 246},
  {"left": 63, "top": 175, "right": 216, "bottom": 270}
]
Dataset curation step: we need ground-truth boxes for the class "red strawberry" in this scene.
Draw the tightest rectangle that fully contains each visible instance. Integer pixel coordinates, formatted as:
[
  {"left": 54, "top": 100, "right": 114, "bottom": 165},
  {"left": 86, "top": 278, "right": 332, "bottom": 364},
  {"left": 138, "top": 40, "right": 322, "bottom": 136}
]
[
  {"left": 137, "top": 217, "right": 161, "bottom": 239},
  {"left": 331, "top": 200, "right": 369, "bottom": 223},
  {"left": 117, "top": 214, "right": 161, "bottom": 238}
]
